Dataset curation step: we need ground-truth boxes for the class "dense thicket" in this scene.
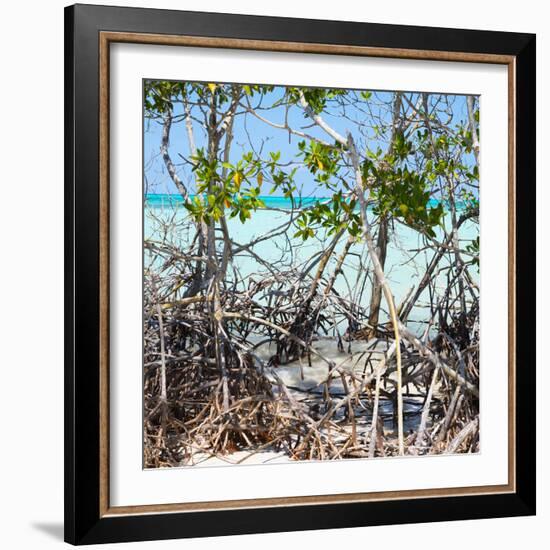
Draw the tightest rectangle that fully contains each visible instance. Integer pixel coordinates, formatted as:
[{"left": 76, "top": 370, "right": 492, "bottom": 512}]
[{"left": 143, "top": 82, "right": 480, "bottom": 467}]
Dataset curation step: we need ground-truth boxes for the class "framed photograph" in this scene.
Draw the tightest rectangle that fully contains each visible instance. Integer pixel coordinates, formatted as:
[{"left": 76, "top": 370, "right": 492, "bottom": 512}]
[{"left": 65, "top": 3, "right": 536, "bottom": 545}]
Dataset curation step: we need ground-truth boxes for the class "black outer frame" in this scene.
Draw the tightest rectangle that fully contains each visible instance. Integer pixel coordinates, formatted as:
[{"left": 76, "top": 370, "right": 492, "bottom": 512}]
[{"left": 64, "top": 3, "right": 536, "bottom": 545}]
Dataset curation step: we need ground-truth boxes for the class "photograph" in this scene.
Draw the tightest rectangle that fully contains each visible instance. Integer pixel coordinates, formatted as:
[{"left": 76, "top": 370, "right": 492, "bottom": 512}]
[{"left": 142, "top": 80, "right": 481, "bottom": 468}]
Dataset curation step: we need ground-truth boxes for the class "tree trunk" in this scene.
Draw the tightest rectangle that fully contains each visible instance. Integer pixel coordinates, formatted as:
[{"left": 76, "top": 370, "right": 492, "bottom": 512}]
[
  {"left": 347, "top": 133, "right": 405, "bottom": 456},
  {"left": 367, "top": 214, "right": 389, "bottom": 331},
  {"left": 367, "top": 93, "right": 401, "bottom": 332}
]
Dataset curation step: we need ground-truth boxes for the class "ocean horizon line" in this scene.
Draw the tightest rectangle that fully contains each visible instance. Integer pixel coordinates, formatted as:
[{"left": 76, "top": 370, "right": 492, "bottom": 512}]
[{"left": 145, "top": 193, "right": 473, "bottom": 211}]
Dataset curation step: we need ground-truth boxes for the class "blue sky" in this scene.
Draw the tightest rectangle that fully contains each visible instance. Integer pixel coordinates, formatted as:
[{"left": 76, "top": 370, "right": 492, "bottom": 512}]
[{"left": 143, "top": 84, "right": 473, "bottom": 199}]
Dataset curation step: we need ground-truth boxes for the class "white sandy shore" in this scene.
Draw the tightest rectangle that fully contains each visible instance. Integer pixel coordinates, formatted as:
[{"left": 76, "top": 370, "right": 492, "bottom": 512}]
[
  {"left": 255, "top": 337, "right": 388, "bottom": 394},
  {"left": 184, "top": 337, "right": 427, "bottom": 468}
]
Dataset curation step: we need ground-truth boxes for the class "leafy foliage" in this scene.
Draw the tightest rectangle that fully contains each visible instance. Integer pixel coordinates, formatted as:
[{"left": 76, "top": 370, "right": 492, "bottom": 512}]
[
  {"left": 466, "top": 236, "right": 480, "bottom": 270},
  {"left": 185, "top": 149, "right": 265, "bottom": 224},
  {"left": 293, "top": 193, "right": 362, "bottom": 241},
  {"left": 287, "top": 87, "right": 347, "bottom": 114},
  {"left": 362, "top": 132, "right": 444, "bottom": 238}
]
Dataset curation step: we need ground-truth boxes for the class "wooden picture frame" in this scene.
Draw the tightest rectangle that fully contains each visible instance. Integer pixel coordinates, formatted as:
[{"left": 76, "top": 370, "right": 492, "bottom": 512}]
[{"left": 65, "top": 3, "right": 536, "bottom": 545}]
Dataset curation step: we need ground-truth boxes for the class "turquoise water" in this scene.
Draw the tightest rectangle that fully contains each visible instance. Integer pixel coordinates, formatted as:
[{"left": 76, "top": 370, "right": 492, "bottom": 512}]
[
  {"left": 145, "top": 193, "right": 470, "bottom": 211},
  {"left": 146, "top": 193, "right": 319, "bottom": 209},
  {"left": 144, "top": 195, "right": 478, "bottom": 333}
]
